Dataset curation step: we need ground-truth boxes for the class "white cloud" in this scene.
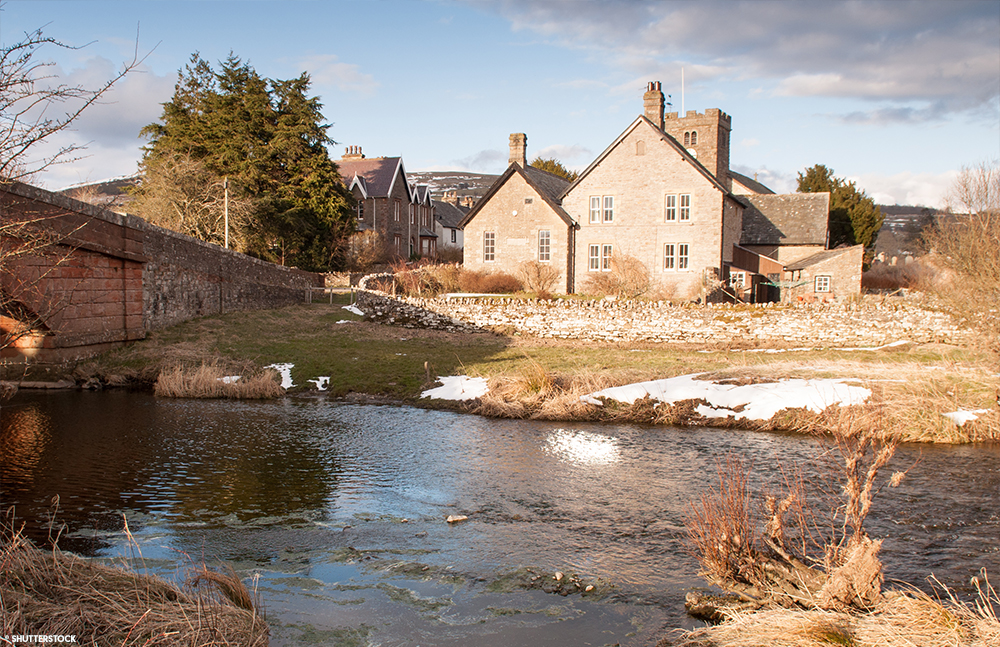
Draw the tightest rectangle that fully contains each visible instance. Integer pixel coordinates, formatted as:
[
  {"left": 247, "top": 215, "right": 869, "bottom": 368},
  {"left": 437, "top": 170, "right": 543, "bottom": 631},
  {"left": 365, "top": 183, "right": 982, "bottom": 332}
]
[
  {"left": 851, "top": 170, "right": 957, "bottom": 208},
  {"left": 455, "top": 149, "right": 507, "bottom": 172},
  {"left": 299, "top": 54, "right": 379, "bottom": 96},
  {"left": 533, "top": 144, "right": 591, "bottom": 163},
  {"left": 485, "top": 0, "right": 1000, "bottom": 123}
]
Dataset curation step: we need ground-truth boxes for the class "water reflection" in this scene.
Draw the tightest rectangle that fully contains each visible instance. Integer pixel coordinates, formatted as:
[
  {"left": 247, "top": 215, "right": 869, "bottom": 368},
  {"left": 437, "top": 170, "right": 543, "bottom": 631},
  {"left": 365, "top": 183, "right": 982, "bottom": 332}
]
[
  {"left": 546, "top": 428, "right": 621, "bottom": 465},
  {"left": 2, "top": 391, "right": 998, "bottom": 645}
]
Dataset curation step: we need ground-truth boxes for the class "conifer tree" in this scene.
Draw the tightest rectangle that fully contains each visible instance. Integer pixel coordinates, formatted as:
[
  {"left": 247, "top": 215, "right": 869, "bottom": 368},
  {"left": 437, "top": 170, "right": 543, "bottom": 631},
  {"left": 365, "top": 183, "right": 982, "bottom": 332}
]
[
  {"left": 135, "top": 53, "right": 352, "bottom": 271},
  {"left": 797, "top": 164, "right": 883, "bottom": 249},
  {"left": 529, "top": 157, "right": 579, "bottom": 182}
]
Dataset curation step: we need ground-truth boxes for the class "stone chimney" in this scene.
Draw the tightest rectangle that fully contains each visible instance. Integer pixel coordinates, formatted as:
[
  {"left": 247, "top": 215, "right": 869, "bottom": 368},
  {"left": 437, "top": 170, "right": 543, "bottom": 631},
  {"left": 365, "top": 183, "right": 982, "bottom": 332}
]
[
  {"left": 343, "top": 145, "right": 365, "bottom": 160},
  {"left": 509, "top": 133, "right": 527, "bottom": 167},
  {"left": 643, "top": 81, "right": 665, "bottom": 130}
]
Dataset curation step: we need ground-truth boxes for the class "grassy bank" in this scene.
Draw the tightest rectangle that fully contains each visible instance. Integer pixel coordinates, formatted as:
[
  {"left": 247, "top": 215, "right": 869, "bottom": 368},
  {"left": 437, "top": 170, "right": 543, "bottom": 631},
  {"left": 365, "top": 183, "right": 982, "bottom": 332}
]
[{"left": 78, "top": 296, "right": 999, "bottom": 442}]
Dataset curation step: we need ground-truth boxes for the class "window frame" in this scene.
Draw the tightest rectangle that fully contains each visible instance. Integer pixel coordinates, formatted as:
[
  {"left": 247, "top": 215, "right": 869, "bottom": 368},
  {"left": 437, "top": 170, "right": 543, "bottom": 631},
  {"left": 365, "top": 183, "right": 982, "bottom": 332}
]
[
  {"left": 393, "top": 200, "right": 400, "bottom": 222},
  {"left": 588, "top": 244, "right": 613, "bottom": 272},
  {"left": 538, "top": 230, "right": 551, "bottom": 262},
  {"left": 663, "top": 243, "right": 676, "bottom": 270},
  {"left": 665, "top": 194, "right": 677, "bottom": 222},
  {"left": 603, "top": 196, "right": 614, "bottom": 223},
  {"left": 483, "top": 231, "right": 496, "bottom": 262},
  {"left": 815, "top": 275, "right": 831, "bottom": 293},
  {"left": 589, "top": 196, "right": 601, "bottom": 223},
  {"left": 678, "top": 243, "right": 690, "bottom": 270},
  {"left": 679, "top": 194, "right": 691, "bottom": 221}
]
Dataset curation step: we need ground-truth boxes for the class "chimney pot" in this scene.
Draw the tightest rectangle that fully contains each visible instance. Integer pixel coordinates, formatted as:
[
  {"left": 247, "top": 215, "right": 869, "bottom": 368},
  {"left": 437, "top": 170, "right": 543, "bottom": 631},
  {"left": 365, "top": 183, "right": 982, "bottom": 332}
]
[
  {"left": 643, "top": 81, "right": 665, "bottom": 130},
  {"left": 509, "top": 133, "right": 527, "bottom": 167}
]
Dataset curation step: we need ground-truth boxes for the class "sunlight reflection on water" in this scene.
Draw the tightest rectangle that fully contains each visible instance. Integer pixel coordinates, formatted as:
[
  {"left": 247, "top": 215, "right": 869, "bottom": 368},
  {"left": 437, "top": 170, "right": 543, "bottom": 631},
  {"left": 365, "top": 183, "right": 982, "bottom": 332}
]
[{"left": 545, "top": 428, "right": 621, "bottom": 465}]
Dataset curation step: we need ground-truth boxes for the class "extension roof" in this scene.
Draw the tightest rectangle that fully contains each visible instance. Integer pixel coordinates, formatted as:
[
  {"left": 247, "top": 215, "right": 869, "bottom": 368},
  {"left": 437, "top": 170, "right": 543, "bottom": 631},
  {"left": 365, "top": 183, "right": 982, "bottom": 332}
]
[
  {"left": 729, "top": 170, "right": 775, "bottom": 195},
  {"left": 459, "top": 164, "right": 574, "bottom": 229},
  {"left": 338, "top": 157, "right": 409, "bottom": 200},
  {"left": 432, "top": 200, "right": 468, "bottom": 229},
  {"left": 783, "top": 245, "right": 860, "bottom": 271},
  {"left": 738, "top": 193, "right": 830, "bottom": 247}
]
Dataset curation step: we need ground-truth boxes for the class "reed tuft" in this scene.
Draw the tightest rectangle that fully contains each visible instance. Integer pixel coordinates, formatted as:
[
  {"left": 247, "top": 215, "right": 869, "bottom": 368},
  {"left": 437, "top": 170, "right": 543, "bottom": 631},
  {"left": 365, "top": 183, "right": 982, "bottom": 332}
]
[{"left": 154, "top": 362, "right": 283, "bottom": 399}]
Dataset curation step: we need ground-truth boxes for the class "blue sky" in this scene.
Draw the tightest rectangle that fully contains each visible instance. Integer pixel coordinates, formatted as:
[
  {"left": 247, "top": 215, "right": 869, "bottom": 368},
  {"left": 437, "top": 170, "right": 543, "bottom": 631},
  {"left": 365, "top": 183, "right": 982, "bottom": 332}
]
[{"left": 3, "top": 0, "right": 998, "bottom": 207}]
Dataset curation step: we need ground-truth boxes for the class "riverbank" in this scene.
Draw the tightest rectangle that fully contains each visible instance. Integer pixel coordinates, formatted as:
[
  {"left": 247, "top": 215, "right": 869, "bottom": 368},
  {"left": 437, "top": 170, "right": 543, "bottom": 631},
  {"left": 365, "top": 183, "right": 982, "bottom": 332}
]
[
  {"left": 48, "top": 298, "right": 999, "bottom": 443},
  {"left": 1, "top": 520, "right": 269, "bottom": 645}
]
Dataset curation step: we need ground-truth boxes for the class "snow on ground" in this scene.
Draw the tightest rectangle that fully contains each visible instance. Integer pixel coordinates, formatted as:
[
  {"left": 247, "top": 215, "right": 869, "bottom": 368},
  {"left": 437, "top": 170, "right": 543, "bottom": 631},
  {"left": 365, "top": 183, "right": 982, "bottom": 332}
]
[
  {"left": 342, "top": 305, "right": 364, "bottom": 316},
  {"left": 942, "top": 409, "right": 991, "bottom": 426},
  {"left": 265, "top": 363, "right": 295, "bottom": 389},
  {"left": 421, "top": 376, "right": 489, "bottom": 401},
  {"left": 581, "top": 373, "right": 871, "bottom": 421},
  {"left": 308, "top": 377, "right": 330, "bottom": 391},
  {"left": 218, "top": 375, "right": 241, "bottom": 384},
  {"left": 703, "top": 340, "right": 911, "bottom": 355}
]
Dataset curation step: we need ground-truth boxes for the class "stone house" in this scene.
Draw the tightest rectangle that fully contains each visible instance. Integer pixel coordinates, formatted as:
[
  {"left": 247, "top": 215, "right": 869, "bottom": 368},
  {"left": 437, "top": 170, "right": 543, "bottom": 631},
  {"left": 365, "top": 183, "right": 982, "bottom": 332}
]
[
  {"left": 461, "top": 82, "right": 861, "bottom": 302},
  {"left": 459, "top": 134, "right": 575, "bottom": 292},
  {"left": 338, "top": 146, "right": 436, "bottom": 260}
]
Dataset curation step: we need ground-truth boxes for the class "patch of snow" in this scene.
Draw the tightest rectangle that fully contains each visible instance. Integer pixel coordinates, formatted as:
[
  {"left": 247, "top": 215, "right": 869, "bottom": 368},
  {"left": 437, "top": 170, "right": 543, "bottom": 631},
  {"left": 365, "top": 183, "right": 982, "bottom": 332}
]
[
  {"left": 342, "top": 305, "right": 364, "bottom": 316},
  {"left": 307, "top": 376, "right": 330, "bottom": 391},
  {"left": 581, "top": 373, "right": 870, "bottom": 421},
  {"left": 335, "top": 320, "right": 353, "bottom": 324},
  {"left": 834, "top": 340, "right": 909, "bottom": 352},
  {"left": 264, "top": 363, "right": 295, "bottom": 389},
  {"left": 421, "top": 375, "right": 489, "bottom": 401},
  {"left": 941, "top": 409, "right": 991, "bottom": 426},
  {"left": 218, "top": 375, "right": 241, "bottom": 384}
]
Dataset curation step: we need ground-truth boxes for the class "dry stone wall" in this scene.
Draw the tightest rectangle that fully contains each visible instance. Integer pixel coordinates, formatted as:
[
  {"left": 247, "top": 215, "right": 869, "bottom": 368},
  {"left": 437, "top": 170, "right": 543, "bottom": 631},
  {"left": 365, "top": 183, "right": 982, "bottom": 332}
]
[
  {"left": 140, "top": 220, "right": 322, "bottom": 331},
  {"left": 355, "top": 290, "right": 974, "bottom": 347}
]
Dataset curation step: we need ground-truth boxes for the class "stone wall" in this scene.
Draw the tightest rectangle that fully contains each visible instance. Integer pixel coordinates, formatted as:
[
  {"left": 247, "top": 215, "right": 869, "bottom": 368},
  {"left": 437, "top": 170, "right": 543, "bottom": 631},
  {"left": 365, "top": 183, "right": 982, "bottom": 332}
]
[
  {"left": 2, "top": 182, "right": 322, "bottom": 368},
  {"left": 355, "top": 290, "right": 973, "bottom": 347},
  {"left": 140, "top": 219, "right": 321, "bottom": 331}
]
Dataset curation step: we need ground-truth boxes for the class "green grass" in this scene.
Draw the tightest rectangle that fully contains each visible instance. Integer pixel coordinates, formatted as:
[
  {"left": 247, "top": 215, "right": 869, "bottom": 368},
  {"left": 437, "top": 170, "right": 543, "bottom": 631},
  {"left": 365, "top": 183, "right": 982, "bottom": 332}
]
[{"left": 80, "top": 298, "right": 999, "bottom": 442}]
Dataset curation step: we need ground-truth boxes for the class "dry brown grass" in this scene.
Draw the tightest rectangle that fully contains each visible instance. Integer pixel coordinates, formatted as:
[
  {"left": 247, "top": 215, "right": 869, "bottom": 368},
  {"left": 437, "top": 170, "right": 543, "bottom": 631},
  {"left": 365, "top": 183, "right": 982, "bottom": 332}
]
[
  {"left": 154, "top": 362, "right": 283, "bottom": 399},
  {"left": 669, "top": 580, "right": 999, "bottom": 647},
  {"left": 468, "top": 353, "right": 1000, "bottom": 443},
  {"left": 0, "top": 520, "right": 269, "bottom": 646}
]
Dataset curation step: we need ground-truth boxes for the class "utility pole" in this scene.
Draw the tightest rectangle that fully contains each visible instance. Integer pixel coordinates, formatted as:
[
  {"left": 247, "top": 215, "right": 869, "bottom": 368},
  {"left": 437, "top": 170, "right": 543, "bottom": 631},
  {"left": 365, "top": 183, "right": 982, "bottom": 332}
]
[{"left": 224, "top": 176, "right": 229, "bottom": 249}]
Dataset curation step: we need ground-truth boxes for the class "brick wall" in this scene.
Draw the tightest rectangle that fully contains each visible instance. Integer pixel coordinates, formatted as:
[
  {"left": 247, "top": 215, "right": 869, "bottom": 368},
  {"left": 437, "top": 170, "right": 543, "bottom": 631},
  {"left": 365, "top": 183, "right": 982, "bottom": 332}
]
[
  {"left": 2, "top": 182, "right": 322, "bottom": 368},
  {"left": 355, "top": 289, "right": 972, "bottom": 347}
]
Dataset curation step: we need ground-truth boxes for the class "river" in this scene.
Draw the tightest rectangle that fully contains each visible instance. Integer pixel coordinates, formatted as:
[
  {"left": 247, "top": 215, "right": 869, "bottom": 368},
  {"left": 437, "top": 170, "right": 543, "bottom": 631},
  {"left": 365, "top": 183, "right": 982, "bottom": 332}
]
[{"left": 2, "top": 390, "right": 998, "bottom": 645}]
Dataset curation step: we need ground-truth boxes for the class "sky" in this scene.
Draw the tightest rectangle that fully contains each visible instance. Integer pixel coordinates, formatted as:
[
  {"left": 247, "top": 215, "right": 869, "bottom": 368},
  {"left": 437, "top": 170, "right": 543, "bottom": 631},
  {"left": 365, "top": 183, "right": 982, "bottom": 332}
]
[{"left": 3, "top": 0, "right": 998, "bottom": 207}]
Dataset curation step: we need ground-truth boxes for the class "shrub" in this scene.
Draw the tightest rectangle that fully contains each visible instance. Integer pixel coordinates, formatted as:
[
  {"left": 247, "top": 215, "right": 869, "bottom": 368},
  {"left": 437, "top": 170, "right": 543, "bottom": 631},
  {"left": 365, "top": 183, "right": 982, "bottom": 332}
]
[
  {"left": 862, "top": 260, "right": 933, "bottom": 291},
  {"left": 518, "top": 260, "right": 560, "bottom": 295},
  {"left": 458, "top": 269, "right": 522, "bottom": 294},
  {"left": 583, "top": 253, "right": 650, "bottom": 298}
]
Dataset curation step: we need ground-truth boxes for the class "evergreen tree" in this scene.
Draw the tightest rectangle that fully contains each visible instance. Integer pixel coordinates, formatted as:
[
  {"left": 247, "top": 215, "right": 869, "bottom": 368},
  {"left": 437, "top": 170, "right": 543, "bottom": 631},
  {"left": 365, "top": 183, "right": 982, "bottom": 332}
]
[
  {"left": 797, "top": 164, "right": 883, "bottom": 249},
  {"left": 530, "top": 157, "right": 579, "bottom": 182},
  {"left": 135, "top": 53, "right": 353, "bottom": 271}
]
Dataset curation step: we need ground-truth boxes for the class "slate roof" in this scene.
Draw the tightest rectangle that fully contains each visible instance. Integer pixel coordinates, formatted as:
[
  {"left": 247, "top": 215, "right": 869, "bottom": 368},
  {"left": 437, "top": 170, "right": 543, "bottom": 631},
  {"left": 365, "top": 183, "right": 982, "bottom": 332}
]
[
  {"left": 738, "top": 193, "right": 830, "bottom": 247},
  {"left": 523, "top": 165, "right": 571, "bottom": 202},
  {"left": 459, "top": 164, "right": 574, "bottom": 229},
  {"left": 729, "top": 171, "right": 775, "bottom": 195},
  {"left": 432, "top": 200, "right": 468, "bottom": 229},
  {"left": 338, "top": 157, "right": 405, "bottom": 199},
  {"left": 784, "top": 245, "right": 858, "bottom": 271}
]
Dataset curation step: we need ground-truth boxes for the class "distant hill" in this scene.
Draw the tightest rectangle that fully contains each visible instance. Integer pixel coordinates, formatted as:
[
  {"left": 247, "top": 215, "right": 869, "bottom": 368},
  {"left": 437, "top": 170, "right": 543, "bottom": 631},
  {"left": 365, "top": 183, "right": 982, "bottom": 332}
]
[
  {"left": 407, "top": 171, "right": 498, "bottom": 201},
  {"left": 874, "top": 204, "right": 941, "bottom": 258}
]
